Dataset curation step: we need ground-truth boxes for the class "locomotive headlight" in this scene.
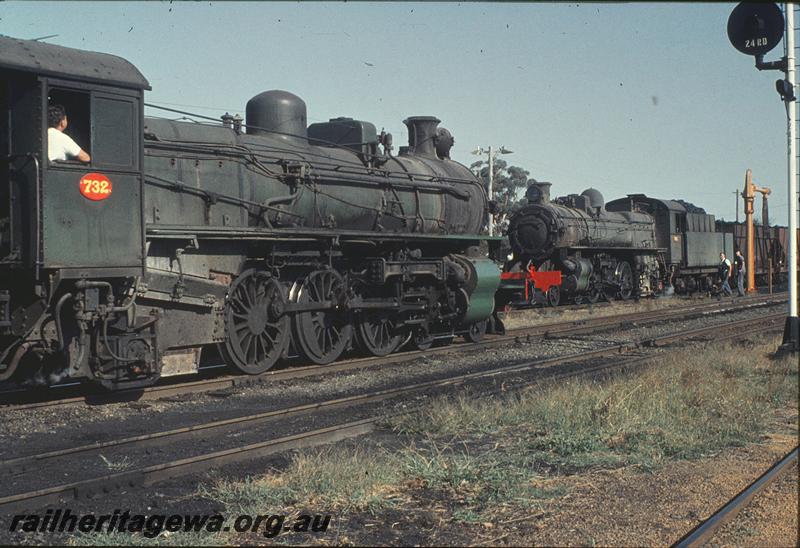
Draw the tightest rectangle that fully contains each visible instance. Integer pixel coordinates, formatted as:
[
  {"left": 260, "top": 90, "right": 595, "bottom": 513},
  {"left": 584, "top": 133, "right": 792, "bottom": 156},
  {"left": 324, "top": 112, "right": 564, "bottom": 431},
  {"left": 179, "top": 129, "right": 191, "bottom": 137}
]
[{"left": 507, "top": 253, "right": 514, "bottom": 261}]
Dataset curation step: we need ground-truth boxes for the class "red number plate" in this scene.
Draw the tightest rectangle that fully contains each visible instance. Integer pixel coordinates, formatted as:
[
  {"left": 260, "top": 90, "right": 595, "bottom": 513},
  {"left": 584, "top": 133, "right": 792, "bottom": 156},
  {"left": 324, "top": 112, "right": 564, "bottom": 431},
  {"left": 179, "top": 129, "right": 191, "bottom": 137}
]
[{"left": 79, "top": 173, "right": 113, "bottom": 201}]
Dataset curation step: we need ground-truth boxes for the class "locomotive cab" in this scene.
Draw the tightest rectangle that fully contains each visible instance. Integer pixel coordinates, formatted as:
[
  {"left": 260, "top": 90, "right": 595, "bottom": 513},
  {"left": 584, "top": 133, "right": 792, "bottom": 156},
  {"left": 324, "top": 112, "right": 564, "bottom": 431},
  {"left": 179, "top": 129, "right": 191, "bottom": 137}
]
[
  {"left": 0, "top": 35, "right": 155, "bottom": 388},
  {"left": 0, "top": 36, "right": 148, "bottom": 274}
]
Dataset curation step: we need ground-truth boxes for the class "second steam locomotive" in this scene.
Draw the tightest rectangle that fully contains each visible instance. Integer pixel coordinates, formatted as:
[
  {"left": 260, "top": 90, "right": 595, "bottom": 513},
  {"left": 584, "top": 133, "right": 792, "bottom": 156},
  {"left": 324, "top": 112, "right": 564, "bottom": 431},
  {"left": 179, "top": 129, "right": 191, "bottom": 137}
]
[{"left": 502, "top": 183, "right": 736, "bottom": 306}]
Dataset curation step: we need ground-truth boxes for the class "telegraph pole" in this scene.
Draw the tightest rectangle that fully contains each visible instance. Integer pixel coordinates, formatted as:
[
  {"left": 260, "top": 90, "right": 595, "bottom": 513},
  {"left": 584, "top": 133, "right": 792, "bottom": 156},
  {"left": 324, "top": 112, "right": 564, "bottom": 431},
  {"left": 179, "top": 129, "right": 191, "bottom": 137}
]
[
  {"left": 733, "top": 189, "right": 740, "bottom": 222},
  {"left": 471, "top": 145, "right": 514, "bottom": 237}
]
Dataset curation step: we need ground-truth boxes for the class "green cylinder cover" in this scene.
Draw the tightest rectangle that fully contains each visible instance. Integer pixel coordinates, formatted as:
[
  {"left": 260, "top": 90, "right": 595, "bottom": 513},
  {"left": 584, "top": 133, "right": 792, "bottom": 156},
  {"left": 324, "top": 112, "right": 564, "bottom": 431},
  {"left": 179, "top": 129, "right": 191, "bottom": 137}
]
[{"left": 462, "top": 257, "right": 501, "bottom": 324}]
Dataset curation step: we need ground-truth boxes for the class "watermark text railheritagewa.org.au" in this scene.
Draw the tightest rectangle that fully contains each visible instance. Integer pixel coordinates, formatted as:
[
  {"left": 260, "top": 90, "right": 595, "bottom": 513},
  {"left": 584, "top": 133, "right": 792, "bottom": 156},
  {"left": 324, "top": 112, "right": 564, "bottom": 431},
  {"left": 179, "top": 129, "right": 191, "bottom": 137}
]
[{"left": 8, "top": 508, "right": 332, "bottom": 539}]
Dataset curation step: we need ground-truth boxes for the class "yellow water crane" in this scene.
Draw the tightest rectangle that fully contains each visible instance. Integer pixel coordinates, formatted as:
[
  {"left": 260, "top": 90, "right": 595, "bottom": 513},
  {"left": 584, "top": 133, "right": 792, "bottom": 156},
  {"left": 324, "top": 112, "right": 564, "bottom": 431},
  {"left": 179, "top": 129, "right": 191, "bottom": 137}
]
[{"left": 742, "top": 169, "right": 771, "bottom": 293}]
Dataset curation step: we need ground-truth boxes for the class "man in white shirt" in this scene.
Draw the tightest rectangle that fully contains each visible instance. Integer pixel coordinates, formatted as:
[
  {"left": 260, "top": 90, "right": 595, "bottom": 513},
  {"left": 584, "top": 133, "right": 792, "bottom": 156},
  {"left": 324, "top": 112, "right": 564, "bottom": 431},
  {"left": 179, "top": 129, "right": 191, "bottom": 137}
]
[{"left": 47, "top": 105, "right": 90, "bottom": 163}]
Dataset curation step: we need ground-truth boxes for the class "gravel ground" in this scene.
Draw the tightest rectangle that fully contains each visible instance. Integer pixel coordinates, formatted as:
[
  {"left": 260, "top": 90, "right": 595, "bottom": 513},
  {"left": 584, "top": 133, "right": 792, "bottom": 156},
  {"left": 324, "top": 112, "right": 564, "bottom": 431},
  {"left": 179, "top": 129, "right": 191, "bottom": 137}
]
[
  {"left": 0, "top": 352, "right": 641, "bottom": 545},
  {"left": 513, "top": 407, "right": 798, "bottom": 547},
  {"left": 706, "top": 459, "right": 799, "bottom": 547}
]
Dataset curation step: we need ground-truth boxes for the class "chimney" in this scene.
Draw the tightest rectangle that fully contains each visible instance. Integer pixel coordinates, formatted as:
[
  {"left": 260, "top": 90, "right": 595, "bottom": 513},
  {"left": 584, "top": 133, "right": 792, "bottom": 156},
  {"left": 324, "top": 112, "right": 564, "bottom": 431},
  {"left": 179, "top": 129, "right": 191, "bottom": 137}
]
[
  {"left": 526, "top": 182, "right": 552, "bottom": 204},
  {"left": 402, "top": 116, "right": 441, "bottom": 158}
]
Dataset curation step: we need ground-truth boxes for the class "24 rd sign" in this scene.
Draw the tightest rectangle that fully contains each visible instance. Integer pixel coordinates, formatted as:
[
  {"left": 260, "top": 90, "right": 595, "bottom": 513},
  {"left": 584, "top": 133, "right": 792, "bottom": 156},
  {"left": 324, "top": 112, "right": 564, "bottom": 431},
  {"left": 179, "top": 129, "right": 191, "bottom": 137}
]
[{"left": 727, "top": 2, "right": 785, "bottom": 56}]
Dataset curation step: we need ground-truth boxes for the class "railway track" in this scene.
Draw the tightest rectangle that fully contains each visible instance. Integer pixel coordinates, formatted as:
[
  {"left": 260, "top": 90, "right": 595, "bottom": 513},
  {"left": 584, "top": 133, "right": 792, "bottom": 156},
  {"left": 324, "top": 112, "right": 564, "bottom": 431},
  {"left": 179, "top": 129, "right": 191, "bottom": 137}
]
[
  {"left": 0, "top": 293, "right": 786, "bottom": 411},
  {"left": 505, "top": 289, "right": 784, "bottom": 314},
  {"left": 673, "top": 446, "right": 799, "bottom": 547},
  {"left": 0, "top": 311, "right": 785, "bottom": 514}
]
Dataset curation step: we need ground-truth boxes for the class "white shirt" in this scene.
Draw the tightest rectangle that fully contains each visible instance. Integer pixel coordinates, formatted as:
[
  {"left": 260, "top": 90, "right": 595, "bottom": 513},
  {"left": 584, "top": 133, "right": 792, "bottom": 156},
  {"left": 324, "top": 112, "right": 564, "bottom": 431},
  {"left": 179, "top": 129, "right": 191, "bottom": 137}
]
[{"left": 48, "top": 127, "right": 82, "bottom": 162}]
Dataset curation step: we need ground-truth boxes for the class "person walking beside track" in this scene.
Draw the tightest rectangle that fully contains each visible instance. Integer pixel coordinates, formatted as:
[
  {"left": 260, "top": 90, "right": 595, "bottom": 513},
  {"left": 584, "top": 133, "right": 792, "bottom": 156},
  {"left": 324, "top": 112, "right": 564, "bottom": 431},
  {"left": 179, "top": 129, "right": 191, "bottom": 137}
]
[
  {"left": 734, "top": 250, "right": 746, "bottom": 297},
  {"left": 718, "top": 252, "right": 733, "bottom": 298}
]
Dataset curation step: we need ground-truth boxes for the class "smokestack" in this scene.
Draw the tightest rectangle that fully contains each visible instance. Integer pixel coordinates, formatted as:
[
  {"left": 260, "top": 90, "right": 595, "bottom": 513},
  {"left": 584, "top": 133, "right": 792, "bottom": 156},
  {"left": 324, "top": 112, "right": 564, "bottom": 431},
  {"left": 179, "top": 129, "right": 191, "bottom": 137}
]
[
  {"left": 525, "top": 182, "right": 551, "bottom": 204},
  {"left": 403, "top": 116, "right": 441, "bottom": 158}
]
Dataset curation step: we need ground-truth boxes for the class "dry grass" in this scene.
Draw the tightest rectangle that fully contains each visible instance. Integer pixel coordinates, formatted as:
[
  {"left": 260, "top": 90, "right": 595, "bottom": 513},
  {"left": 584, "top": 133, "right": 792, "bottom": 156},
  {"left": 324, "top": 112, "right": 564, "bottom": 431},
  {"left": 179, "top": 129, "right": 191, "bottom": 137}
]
[
  {"left": 203, "top": 447, "right": 405, "bottom": 516},
  {"left": 392, "top": 335, "right": 797, "bottom": 470},
  {"left": 202, "top": 335, "right": 797, "bottom": 525}
]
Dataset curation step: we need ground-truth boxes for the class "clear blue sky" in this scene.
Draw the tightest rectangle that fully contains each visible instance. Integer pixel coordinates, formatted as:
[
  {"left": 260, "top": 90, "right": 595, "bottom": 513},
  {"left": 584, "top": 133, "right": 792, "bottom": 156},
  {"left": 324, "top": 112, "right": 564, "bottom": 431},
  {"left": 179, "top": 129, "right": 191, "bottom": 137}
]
[{"left": 2, "top": 1, "right": 796, "bottom": 223}]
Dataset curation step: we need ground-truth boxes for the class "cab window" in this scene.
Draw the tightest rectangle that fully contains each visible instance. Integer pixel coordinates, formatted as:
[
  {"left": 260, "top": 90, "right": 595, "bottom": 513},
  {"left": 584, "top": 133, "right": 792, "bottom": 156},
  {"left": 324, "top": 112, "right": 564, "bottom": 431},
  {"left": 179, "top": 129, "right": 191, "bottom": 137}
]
[
  {"left": 47, "top": 88, "right": 90, "bottom": 161},
  {"left": 93, "top": 94, "right": 135, "bottom": 168},
  {"left": 47, "top": 86, "right": 138, "bottom": 170}
]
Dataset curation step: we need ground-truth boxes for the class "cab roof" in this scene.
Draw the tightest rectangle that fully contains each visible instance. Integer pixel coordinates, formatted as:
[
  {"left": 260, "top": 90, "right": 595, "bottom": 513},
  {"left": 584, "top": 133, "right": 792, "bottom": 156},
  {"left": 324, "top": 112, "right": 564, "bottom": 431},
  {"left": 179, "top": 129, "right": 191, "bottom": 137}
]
[{"left": 0, "top": 34, "right": 150, "bottom": 91}]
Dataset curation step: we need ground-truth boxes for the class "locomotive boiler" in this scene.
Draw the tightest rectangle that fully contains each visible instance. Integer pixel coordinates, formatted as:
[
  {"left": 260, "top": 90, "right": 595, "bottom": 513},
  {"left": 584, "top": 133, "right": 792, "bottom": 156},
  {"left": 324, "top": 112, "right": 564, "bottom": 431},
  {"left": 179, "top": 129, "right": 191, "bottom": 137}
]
[
  {"left": 506, "top": 183, "right": 661, "bottom": 303},
  {"left": 0, "top": 35, "right": 500, "bottom": 389}
]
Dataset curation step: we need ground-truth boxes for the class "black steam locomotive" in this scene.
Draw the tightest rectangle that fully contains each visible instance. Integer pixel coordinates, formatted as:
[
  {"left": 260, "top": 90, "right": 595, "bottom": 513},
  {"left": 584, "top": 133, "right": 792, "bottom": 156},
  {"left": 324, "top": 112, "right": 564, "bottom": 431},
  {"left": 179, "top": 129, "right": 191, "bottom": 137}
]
[
  {"left": 503, "top": 183, "right": 735, "bottom": 305},
  {"left": 0, "top": 36, "right": 501, "bottom": 389}
]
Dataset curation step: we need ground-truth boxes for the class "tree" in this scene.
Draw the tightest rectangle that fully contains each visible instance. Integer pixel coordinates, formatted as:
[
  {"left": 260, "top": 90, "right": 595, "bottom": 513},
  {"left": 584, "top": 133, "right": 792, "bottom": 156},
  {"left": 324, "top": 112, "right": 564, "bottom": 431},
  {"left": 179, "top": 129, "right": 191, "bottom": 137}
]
[{"left": 470, "top": 158, "right": 536, "bottom": 232}]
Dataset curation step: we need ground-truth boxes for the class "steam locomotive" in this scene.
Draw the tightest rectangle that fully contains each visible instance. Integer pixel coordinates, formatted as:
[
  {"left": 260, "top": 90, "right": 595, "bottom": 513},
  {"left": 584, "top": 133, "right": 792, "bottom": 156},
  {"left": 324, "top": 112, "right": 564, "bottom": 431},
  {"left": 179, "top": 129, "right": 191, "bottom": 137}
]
[
  {"left": 502, "top": 182, "right": 735, "bottom": 306},
  {"left": 0, "top": 35, "right": 501, "bottom": 389}
]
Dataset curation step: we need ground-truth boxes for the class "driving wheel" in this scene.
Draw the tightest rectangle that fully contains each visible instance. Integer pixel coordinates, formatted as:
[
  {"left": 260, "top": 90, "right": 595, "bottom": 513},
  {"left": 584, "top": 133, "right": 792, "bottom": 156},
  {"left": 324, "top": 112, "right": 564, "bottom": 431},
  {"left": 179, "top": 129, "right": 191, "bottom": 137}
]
[
  {"left": 585, "top": 278, "right": 601, "bottom": 304},
  {"left": 221, "top": 269, "right": 290, "bottom": 374},
  {"left": 292, "top": 270, "right": 353, "bottom": 365},
  {"left": 616, "top": 261, "right": 634, "bottom": 300}
]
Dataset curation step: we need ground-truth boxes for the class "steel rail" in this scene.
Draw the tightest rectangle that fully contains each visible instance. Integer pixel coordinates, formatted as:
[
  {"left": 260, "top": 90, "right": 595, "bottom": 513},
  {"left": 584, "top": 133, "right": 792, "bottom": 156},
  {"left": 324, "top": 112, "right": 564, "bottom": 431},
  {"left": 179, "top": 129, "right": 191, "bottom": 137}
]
[
  {"left": 516, "top": 290, "right": 783, "bottom": 315},
  {"left": 0, "top": 295, "right": 786, "bottom": 411},
  {"left": 0, "top": 314, "right": 784, "bottom": 514},
  {"left": 673, "top": 446, "right": 799, "bottom": 548}
]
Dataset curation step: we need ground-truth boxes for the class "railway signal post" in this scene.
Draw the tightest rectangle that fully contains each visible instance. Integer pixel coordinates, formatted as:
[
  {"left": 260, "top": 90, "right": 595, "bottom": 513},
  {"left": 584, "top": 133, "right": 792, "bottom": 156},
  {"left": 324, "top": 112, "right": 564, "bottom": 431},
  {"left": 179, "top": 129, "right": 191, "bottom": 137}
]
[
  {"left": 727, "top": 2, "right": 799, "bottom": 351},
  {"left": 785, "top": 4, "right": 799, "bottom": 352}
]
